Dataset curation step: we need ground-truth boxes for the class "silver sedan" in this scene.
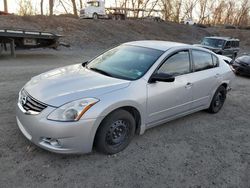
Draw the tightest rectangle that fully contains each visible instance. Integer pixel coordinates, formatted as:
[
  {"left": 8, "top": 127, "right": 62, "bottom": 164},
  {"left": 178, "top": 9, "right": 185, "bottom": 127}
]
[{"left": 16, "top": 41, "right": 235, "bottom": 154}]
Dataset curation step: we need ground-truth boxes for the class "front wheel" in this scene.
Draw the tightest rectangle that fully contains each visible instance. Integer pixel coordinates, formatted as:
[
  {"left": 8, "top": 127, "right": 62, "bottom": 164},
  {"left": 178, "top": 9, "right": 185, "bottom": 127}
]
[
  {"left": 95, "top": 109, "right": 136, "bottom": 154},
  {"left": 207, "top": 85, "right": 227, "bottom": 113},
  {"left": 93, "top": 13, "right": 98, "bottom": 20}
]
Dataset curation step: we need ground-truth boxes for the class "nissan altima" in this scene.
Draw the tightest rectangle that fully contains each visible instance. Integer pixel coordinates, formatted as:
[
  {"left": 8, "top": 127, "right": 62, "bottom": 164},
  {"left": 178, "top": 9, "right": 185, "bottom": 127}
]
[{"left": 16, "top": 41, "right": 235, "bottom": 154}]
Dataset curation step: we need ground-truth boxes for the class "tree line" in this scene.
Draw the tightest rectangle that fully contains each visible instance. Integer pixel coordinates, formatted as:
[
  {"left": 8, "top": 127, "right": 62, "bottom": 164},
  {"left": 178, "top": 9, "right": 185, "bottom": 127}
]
[{"left": 3, "top": 0, "right": 250, "bottom": 26}]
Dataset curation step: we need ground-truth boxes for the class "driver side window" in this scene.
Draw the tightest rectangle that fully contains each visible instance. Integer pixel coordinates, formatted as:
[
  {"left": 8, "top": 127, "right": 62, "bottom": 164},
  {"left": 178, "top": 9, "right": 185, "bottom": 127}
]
[{"left": 158, "top": 50, "right": 191, "bottom": 76}]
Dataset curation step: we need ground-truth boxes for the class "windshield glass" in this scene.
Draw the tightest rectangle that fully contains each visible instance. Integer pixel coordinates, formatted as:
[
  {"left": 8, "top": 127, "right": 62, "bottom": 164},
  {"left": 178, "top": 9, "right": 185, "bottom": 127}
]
[
  {"left": 86, "top": 1, "right": 99, "bottom": 7},
  {"left": 87, "top": 45, "right": 164, "bottom": 80},
  {"left": 201, "top": 38, "right": 225, "bottom": 48}
]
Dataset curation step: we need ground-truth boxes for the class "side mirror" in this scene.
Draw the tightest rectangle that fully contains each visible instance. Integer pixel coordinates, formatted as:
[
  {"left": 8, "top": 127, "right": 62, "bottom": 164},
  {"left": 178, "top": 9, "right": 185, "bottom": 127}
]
[
  {"left": 149, "top": 73, "right": 175, "bottom": 83},
  {"left": 82, "top": 61, "right": 88, "bottom": 67}
]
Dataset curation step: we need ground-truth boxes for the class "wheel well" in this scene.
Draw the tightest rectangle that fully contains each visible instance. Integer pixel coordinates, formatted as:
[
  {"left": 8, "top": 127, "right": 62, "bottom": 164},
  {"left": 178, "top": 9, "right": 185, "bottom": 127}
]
[
  {"left": 93, "top": 106, "right": 142, "bottom": 148},
  {"left": 107, "top": 106, "right": 141, "bottom": 134},
  {"left": 121, "top": 106, "right": 141, "bottom": 134},
  {"left": 221, "top": 83, "right": 228, "bottom": 89}
]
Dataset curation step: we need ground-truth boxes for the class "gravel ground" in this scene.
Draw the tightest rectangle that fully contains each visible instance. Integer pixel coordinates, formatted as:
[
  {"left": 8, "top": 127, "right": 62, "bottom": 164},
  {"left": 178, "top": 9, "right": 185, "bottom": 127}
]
[{"left": 0, "top": 48, "right": 250, "bottom": 188}]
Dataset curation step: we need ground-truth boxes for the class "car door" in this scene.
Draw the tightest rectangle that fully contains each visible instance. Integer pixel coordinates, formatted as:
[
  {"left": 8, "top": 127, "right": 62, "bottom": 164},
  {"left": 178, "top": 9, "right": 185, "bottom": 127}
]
[
  {"left": 223, "top": 41, "right": 232, "bottom": 57},
  {"left": 146, "top": 50, "right": 193, "bottom": 124},
  {"left": 187, "top": 49, "right": 221, "bottom": 109}
]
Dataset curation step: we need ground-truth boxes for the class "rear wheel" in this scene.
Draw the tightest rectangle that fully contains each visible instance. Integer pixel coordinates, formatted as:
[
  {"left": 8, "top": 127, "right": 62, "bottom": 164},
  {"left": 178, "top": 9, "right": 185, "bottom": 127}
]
[
  {"left": 207, "top": 86, "right": 227, "bottom": 113},
  {"left": 95, "top": 109, "right": 136, "bottom": 154}
]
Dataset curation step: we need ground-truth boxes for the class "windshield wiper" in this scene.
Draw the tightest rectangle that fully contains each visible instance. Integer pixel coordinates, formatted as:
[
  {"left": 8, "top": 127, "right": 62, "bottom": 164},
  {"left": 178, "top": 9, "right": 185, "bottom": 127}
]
[{"left": 89, "top": 67, "right": 113, "bottom": 77}]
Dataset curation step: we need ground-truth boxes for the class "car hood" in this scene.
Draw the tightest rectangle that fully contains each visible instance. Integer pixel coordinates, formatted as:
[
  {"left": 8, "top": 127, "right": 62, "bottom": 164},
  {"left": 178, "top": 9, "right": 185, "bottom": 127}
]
[
  {"left": 235, "top": 56, "right": 250, "bottom": 65},
  {"left": 24, "top": 64, "right": 131, "bottom": 107}
]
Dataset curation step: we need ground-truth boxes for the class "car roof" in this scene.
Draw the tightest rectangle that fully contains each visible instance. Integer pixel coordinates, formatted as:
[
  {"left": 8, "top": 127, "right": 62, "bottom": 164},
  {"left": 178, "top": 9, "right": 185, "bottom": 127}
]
[
  {"left": 124, "top": 40, "right": 190, "bottom": 51},
  {"left": 204, "top": 36, "right": 239, "bottom": 41}
]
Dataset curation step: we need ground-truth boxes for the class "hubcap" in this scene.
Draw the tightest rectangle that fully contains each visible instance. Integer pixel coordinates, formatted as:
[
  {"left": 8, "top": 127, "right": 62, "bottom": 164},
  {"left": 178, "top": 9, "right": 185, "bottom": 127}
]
[
  {"left": 214, "top": 91, "right": 224, "bottom": 109},
  {"left": 106, "top": 120, "right": 129, "bottom": 146}
]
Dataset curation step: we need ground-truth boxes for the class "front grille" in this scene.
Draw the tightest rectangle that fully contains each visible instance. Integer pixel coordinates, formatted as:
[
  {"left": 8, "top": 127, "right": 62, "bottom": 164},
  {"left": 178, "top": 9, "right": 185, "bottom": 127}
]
[{"left": 19, "top": 90, "right": 47, "bottom": 113}]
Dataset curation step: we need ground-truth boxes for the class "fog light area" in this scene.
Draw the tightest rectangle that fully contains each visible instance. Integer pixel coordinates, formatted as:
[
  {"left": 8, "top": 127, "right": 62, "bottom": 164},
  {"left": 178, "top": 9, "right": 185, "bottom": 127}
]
[{"left": 41, "top": 137, "right": 62, "bottom": 148}]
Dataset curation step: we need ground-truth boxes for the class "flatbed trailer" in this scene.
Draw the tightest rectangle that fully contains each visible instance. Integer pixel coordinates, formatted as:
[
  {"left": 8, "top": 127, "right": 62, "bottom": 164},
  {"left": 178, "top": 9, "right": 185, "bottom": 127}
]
[
  {"left": 0, "top": 29, "right": 62, "bottom": 57},
  {"left": 80, "top": 0, "right": 161, "bottom": 20}
]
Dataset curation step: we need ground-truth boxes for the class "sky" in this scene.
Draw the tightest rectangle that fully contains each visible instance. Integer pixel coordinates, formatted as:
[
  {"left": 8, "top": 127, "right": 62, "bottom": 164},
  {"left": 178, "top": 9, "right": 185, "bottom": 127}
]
[
  {"left": 0, "top": 0, "right": 114, "bottom": 14},
  {"left": 1, "top": 0, "right": 79, "bottom": 14}
]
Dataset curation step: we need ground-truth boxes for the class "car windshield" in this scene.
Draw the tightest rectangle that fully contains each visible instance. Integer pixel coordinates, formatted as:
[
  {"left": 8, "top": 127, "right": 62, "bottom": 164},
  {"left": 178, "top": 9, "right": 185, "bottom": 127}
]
[
  {"left": 86, "top": 1, "right": 99, "bottom": 7},
  {"left": 86, "top": 45, "right": 164, "bottom": 80},
  {"left": 201, "top": 38, "right": 225, "bottom": 48}
]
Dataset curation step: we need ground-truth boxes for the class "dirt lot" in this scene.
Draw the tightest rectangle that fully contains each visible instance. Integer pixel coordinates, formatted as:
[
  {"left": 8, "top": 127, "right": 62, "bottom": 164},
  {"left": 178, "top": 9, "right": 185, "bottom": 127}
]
[
  {"left": 0, "top": 16, "right": 250, "bottom": 187},
  {"left": 0, "top": 47, "right": 249, "bottom": 188}
]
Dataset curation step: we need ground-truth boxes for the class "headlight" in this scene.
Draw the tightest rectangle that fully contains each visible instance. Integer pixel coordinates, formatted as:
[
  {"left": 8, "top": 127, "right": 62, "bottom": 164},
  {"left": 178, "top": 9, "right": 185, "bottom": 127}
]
[{"left": 47, "top": 98, "right": 99, "bottom": 121}]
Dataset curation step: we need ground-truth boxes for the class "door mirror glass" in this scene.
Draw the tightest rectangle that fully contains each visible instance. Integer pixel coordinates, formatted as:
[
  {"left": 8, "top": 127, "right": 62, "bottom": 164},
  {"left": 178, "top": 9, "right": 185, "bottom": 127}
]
[{"left": 149, "top": 73, "right": 175, "bottom": 83}]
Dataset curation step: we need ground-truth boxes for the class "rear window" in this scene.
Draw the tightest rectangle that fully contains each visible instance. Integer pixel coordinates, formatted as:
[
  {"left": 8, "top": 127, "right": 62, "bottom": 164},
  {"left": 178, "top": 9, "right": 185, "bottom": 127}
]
[
  {"left": 192, "top": 50, "right": 215, "bottom": 71},
  {"left": 212, "top": 55, "right": 219, "bottom": 67}
]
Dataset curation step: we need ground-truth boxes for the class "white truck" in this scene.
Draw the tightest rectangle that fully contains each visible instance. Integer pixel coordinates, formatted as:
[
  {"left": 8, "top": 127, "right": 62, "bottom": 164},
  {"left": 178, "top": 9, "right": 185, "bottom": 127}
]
[{"left": 80, "top": 0, "right": 127, "bottom": 20}]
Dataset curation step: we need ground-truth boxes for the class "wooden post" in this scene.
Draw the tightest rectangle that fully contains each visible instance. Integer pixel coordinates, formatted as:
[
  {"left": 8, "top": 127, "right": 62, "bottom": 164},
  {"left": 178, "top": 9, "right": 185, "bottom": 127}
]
[{"left": 10, "top": 39, "right": 16, "bottom": 58}]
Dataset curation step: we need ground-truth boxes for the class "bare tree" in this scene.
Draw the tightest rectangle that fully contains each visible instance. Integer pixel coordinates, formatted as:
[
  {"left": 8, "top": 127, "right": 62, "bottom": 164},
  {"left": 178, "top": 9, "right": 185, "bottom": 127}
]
[
  {"left": 49, "top": 0, "right": 54, "bottom": 16},
  {"left": 212, "top": 0, "right": 227, "bottom": 25},
  {"left": 236, "top": 0, "right": 250, "bottom": 26},
  {"left": 18, "top": 0, "right": 35, "bottom": 15},
  {"left": 224, "top": 0, "right": 236, "bottom": 25},
  {"left": 4, "top": 0, "right": 8, "bottom": 12},
  {"left": 40, "top": 0, "right": 44, "bottom": 15},
  {"left": 182, "top": 0, "right": 198, "bottom": 20},
  {"left": 160, "top": 0, "right": 173, "bottom": 21},
  {"left": 71, "top": 0, "right": 78, "bottom": 16},
  {"left": 79, "top": 0, "right": 83, "bottom": 9},
  {"left": 147, "top": 0, "right": 160, "bottom": 17},
  {"left": 59, "top": 0, "right": 69, "bottom": 14},
  {"left": 172, "top": 0, "right": 182, "bottom": 23}
]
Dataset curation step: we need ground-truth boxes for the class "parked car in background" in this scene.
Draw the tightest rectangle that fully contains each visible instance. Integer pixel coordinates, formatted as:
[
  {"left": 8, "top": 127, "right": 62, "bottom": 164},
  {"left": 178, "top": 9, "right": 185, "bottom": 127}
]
[
  {"left": 197, "top": 37, "right": 240, "bottom": 59},
  {"left": 184, "top": 18, "right": 195, "bottom": 25},
  {"left": 232, "top": 55, "right": 250, "bottom": 76},
  {"left": 16, "top": 41, "right": 235, "bottom": 155}
]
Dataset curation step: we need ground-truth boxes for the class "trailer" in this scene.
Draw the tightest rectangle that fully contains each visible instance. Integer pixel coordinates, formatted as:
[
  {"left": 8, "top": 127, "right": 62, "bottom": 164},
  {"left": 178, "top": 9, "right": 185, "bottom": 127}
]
[
  {"left": 0, "top": 11, "right": 12, "bottom": 15},
  {"left": 0, "top": 29, "right": 62, "bottom": 57},
  {"left": 79, "top": 0, "right": 161, "bottom": 20},
  {"left": 80, "top": 0, "right": 127, "bottom": 20}
]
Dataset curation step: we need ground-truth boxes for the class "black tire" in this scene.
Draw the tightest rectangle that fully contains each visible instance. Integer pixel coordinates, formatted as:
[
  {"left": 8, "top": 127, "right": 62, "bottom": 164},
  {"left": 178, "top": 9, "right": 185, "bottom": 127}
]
[
  {"left": 111, "top": 15, "right": 116, "bottom": 20},
  {"left": 207, "top": 85, "right": 227, "bottom": 113},
  {"left": 116, "top": 14, "right": 121, "bottom": 20},
  {"left": 95, "top": 109, "right": 136, "bottom": 154},
  {"left": 93, "top": 13, "right": 98, "bottom": 20}
]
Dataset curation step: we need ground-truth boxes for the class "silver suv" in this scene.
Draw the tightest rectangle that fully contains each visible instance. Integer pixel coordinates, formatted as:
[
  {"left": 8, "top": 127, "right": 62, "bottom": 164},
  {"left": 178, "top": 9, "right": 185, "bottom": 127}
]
[
  {"left": 200, "top": 37, "right": 240, "bottom": 59},
  {"left": 16, "top": 41, "right": 235, "bottom": 154}
]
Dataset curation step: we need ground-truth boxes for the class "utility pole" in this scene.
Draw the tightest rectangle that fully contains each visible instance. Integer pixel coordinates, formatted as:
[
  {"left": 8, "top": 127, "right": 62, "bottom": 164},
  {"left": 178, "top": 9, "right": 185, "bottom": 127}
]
[{"left": 4, "top": 0, "right": 8, "bottom": 13}]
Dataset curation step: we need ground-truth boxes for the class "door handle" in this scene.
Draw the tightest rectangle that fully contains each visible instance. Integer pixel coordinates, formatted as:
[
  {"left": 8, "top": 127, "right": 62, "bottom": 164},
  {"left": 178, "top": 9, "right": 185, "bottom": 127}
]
[{"left": 185, "top": 82, "right": 193, "bottom": 89}]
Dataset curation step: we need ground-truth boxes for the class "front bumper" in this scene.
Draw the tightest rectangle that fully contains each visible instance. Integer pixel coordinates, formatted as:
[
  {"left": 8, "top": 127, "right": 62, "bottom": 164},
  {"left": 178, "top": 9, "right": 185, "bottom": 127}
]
[
  {"left": 79, "top": 13, "right": 92, "bottom": 19},
  {"left": 232, "top": 64, "right": 250, "bottom": 75},
  {"left": 16, "top": 104, "right": 102, "bottom": 154}
]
